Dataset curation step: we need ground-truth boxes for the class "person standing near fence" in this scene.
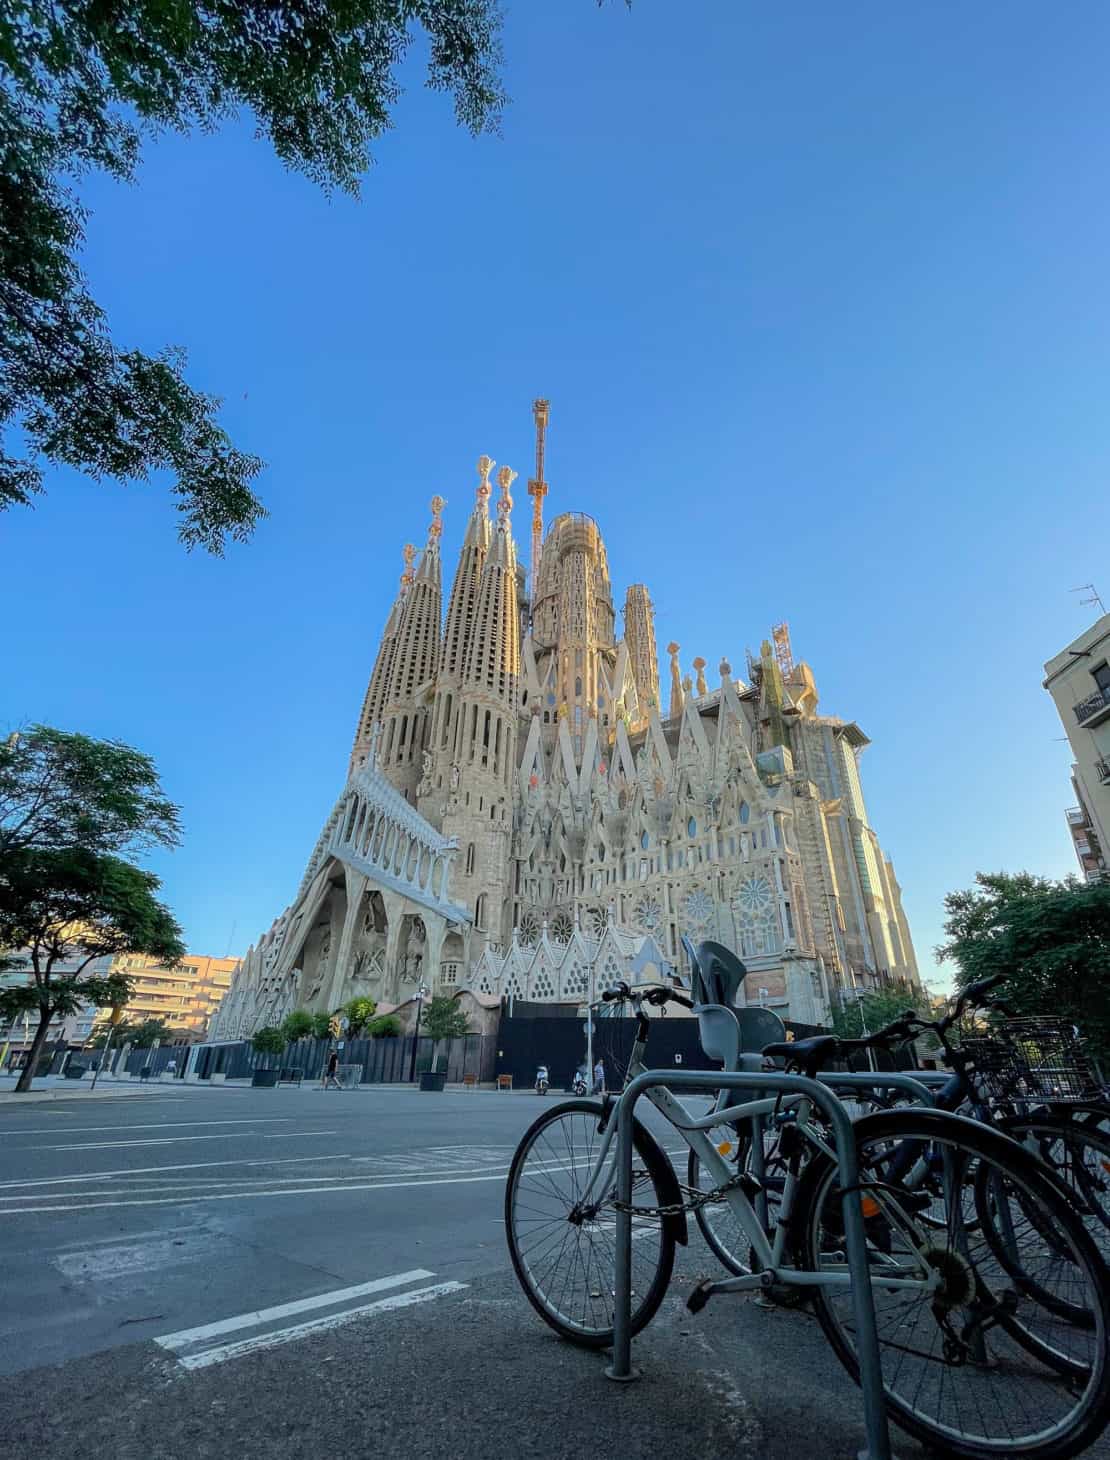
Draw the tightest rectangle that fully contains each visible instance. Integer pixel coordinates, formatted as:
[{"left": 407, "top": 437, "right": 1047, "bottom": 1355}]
[
  {"left": 593, "top": 1057, "right": 605, "bottom": 1094},
  {"left": 322, "top": 1049, "right": 341, "bottom": 1090}
]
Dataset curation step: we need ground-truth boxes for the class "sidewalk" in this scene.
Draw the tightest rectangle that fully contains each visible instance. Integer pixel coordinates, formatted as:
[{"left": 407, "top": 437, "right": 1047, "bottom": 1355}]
[{"left": 0, "top": 1074, "right": 209, "bottom": 1102}]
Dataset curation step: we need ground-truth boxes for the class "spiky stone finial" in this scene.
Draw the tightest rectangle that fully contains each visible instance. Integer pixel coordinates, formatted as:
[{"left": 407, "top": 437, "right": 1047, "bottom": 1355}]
[
  {"left": 476, "top": 455, "right": 494, "bottom": 506},
  {"left": 428, "top": 495, "right": 446, "bottom": 542},
  {"left": 496, "top": 464, "right": 517, "bottom": 524}
]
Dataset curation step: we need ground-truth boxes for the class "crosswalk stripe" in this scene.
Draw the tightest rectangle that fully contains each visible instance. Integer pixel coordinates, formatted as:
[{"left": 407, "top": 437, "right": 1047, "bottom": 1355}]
[
  {"left": 156, "top": 1269, "right": 434, "bottom": 1350},
  {"left": 174, "top": 1282, "right": 468, "bottom": 1370}
]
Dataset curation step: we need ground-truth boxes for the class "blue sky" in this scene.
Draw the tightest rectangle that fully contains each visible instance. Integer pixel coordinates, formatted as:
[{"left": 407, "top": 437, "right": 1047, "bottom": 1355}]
[{"left": 5, "top": 2, "right": 1109, "bottom": 988}]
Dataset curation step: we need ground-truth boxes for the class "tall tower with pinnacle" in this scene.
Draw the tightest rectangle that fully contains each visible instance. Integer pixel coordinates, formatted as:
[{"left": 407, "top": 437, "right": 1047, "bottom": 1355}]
[
  {"left": 348, "top": 542, "right": 415, "bottom": 777},
  {"left": 623, "top": 584, "right": 660, "bottom": 717},
  {"left": 423, "top": 463, "right": 521, "bottom": 949},
  {"left": 426, "top": 456, "right": 493, "bottom": 806},
  {"left": 375, "top": 497, "right": 445, "bottom": 801}
]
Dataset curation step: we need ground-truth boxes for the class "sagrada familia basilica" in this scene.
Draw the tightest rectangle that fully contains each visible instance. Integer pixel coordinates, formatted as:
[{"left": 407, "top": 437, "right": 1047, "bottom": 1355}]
[{"left": 210, "top": 403, "right": 919, "bottom": 1041}]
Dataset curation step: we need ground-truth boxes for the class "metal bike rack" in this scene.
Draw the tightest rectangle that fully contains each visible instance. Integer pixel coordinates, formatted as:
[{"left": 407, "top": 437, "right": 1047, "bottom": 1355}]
[
  {"left": 607, "top": 1068, "right": 897, "bottom": 1460},
  {"left": 818, "top": 1071, "right": 937, "bottom": 1106},
  {"left": 737, "top": 1071, "right": 935, "bottom": 1228}
]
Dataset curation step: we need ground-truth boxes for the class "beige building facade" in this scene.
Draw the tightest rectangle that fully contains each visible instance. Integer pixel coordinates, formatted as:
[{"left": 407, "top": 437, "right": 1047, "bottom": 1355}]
[
  {"left": 1044, "top": 612, "right": 1110, "bottom": 881},
  {"left": 211, "top": 408, "right": 919, "bottom": 1039},
  {"left": 102, "top": 953, "right": 240, "bottom": 1041}
]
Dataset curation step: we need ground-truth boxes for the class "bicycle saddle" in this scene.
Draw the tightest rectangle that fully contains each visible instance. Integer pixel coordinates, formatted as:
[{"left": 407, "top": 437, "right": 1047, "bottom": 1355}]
[{"left": 762, "top": 1034, "right": 839, "bottom": 1077}]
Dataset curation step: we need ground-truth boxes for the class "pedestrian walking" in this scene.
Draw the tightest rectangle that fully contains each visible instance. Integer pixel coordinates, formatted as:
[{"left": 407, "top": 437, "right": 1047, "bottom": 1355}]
[
  {"left": 323, "top": 1049, "right": 342, "bottom": 1090},
  {"left": 593, "top": 1057, "right": 605, "bottom": 1095}
]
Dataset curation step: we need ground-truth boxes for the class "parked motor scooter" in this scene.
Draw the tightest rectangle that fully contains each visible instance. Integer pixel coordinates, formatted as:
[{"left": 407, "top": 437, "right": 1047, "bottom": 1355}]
[
  {"left": 571, "top": 1068, "right": 587, "bottom": 1096},
  {"left": 535, "top": 1064, "right": 549, "bottom": 1096}
]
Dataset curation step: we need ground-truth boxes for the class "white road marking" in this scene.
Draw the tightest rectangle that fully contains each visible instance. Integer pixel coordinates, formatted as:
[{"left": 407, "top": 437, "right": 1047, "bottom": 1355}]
[
  {"left": 156, "top": 1269, "right": 435, "bottom": 1350},
  {"left": 42, "top": 1131, "right": 339, "bottom": 1151},
  {"left": 174, "top": 1283, "right": 468, "bottom": 1370},
  {"left": 0, "top": 1118, "right": 293, "bottom": 1138},
  {"left": 55, "top": 1233, "right": 214, "bottom": 1280},
  {"left": 0, "top": 1160, "right": 598, "bottom": 1213},
  {"left": 0, "top": 1152, "right": 350, "bottom": 1189}
]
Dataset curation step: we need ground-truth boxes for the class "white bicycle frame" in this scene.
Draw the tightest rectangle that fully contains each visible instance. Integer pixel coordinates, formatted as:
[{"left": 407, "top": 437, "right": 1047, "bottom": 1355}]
[{"left": 577, "top": 1015, "right": 942, "bottom": 1299}]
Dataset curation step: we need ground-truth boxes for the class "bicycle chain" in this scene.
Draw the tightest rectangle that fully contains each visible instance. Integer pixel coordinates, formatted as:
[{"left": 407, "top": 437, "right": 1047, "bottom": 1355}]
[{"left": 609, "top": 1168, "right": 751, "bottom": 1220}]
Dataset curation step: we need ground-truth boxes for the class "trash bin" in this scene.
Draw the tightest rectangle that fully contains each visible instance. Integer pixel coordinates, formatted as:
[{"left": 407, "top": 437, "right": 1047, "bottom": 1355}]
[
  {"left": 419, "top": 1070, "right": 447, "bottom": 1092},
  {"left": 64, "top": 1065, "right": 85, "bottom": 1079},
  {"left": 252, "top": 1069, "right": 279, "bottom": 1088},
  {"left": 139, "top": 1065, "right": 152, "bottom": 1081},
  {"left": 279, "top": 1067, "right": 304, "bottom": 1085}
]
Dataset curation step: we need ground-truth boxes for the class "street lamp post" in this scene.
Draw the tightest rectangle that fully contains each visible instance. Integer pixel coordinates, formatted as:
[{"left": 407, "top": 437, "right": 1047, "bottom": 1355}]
[
  {"left": 408, "top": 982, "right": 428, "bottom": 1083},
  {"left": 90, "top": 1004, "right": 125, "bottom": 1092}
]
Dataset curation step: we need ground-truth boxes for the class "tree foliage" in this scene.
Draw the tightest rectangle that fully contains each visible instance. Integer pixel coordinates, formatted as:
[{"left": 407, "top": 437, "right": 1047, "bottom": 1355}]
[
  {"left": 367, "top": 1013, "right": 401, "bottom": 1038},
  {"left": 421, "top": 994, "right": 469, "bottom": 1041},
  {"left": 830, "top": 983, "right": 929, "bottom": 1041},
  {"left": 1, "top": 1, "right": 505, "bottom": 550},
  {"left": 280, "top": 1009, "right": 315, "bottom": 1042},
  {"left": 0, "top": 726, "right": 181, "bottom": 864},
  {"left": 341, "top": 996, "right": 377, "bottom": 1036},
  {"left": 310, "top": 1010, "right": 333, "bottom": 1040},
  {"left": 251, "top": 1025, "right": 287, "bottom": 1056},
  {"left": 92, "top": 1015, "right": 175, "bottom": 1049},
  {"left": 0, "top": 725, "right": 184, "bottom": 1090},
  {"left": 938, "top": 871, "right": 1110, "bottom": 1056},
  {"left": 0, "top": 847, "right": 184, "bottom": 1089}
]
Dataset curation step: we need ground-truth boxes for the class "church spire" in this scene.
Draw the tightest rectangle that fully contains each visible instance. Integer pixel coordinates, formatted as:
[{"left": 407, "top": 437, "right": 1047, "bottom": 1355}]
[
  {"left": 440, "top": 456, "right": 493, "bottom": 682},
  {"left": 348, "top": 540, "right": 416, "bottom": 778},
  {"left": 463, "top": 465, "right": 520, "bottom": 694}
]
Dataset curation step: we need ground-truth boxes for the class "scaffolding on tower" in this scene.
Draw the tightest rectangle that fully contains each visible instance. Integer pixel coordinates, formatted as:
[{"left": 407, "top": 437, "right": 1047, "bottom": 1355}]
[{"left": 771, "top": 621, "right": 795, "bottom": 679}]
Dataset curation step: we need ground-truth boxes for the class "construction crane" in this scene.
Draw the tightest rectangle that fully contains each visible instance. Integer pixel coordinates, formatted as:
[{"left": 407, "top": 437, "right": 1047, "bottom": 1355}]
[
  {"left": 527, "top": 399, "right": 549, "bottom": 609},
  {"left": 771, "top": 621, "right": 795, "bottom": 679}
]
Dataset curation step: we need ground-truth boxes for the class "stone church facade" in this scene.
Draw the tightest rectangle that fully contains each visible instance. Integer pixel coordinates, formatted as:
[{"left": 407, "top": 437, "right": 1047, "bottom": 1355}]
[{"left": 210, "top": 408, "right": 919, "bottom": 1040}]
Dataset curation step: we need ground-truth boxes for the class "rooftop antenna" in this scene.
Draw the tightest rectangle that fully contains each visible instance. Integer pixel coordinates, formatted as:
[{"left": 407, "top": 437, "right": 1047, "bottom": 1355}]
[
  {"left": 1071, "top": 584, "right": 1106, "bottom": 616},
  {"left": 527, "top": 399, "right": 549, "bottom": 612},
  {"left": 224, "top": 920, "right": 237, "bottom": 959}
]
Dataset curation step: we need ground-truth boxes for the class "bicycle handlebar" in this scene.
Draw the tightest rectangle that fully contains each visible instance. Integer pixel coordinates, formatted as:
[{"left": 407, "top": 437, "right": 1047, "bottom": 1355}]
[{"left": 600, "top": 982, "right": 694, "bottom": 1011}]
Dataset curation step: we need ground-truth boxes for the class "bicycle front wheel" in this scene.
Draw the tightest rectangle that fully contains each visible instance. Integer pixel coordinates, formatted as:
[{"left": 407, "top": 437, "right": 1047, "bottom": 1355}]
[
  {"left": 796, "top": 1109, "right": 1110, "bottom": 1459},
  {"left": 505, "top": 1100, "right": 675, "bottom": 1348}
]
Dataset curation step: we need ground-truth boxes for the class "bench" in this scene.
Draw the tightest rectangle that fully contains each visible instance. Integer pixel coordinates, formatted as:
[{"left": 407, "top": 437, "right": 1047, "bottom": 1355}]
[
  {"left": 496, "top": 1074, "right": 513, "bottom": 1092},
  {"left": 462, "top": 1073, "right": 478, "bottom": 1091}
]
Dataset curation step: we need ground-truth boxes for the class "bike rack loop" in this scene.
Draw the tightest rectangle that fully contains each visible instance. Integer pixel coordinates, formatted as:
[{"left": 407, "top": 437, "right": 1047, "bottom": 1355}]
[
  {"left": 818, "top": 1071, "right": 937, "bottom": 1106},
  {"left": 607, "top": 1068, "right": 895, "bottom": 1460}
]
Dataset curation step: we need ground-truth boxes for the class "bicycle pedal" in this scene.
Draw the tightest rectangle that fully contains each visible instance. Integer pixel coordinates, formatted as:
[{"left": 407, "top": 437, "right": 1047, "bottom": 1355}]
[{"left": 687, "top": 1279, "right": 714, "bottom": 1314}]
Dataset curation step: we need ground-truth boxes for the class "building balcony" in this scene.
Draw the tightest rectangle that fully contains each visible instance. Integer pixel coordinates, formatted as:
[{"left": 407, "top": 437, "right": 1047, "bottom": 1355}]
[
  {"left": 1096, "top": 759, "right": 1110, "bottom": 785},
  {"left": 1074, "top": 685, "right": 1110, "bottom": 727},
  {"left": 1066, "top": 806, "right": 1087, "bottom": 827}
]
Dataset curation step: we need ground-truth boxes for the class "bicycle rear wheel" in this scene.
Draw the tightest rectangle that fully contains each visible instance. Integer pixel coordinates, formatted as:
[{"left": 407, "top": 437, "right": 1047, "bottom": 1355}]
[
  {"left": 985, "top": 1115, "right": 1110, "bottom": 1316},
  {"left": 796, "top": 1109, "right": 1110, "bottom": 1459},
  {"left": 505, "top": 1100, "right": 675, "bottom": 1348}
]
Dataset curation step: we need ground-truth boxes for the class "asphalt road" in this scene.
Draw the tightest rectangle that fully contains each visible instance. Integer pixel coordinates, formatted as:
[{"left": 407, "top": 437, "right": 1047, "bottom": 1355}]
[{"left": 0, "top": 1083, "right": 931, "bottom": 1460}]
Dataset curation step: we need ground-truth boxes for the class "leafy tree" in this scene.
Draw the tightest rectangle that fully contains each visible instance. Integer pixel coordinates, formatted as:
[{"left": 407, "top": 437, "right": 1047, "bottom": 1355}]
[
  {"left": 0, "top": 726, "right": 181, "bottom": 864},
  {"left": 1, "top": 1, "right": 505, "bottom": 551},
  {"left": 310, "top": 1011, "right": 333, "bottom": 1040},
  {"left": 342, "top": 996, "right": 377, "bottom": 1037},
  {"left": 90, "top": 1015, "right": 175, "bottom": 1049},
  {"left": 938, "top": 872, "right": 1110, "bottom": 1057},
  {"left": 281, "top": 1009, "right": 315, "bottom": 1042},
  {"left": 830, "top": 983, "right": 928, "bottom": 1041},
  {"left": 251, "top": 1025, "right": 287, "bottom": 1058},
  {"left": 0, "top": 847, "right": 184, "bottom": 1091},
  {"left": 421, "top": 994, "right": 470, "bottom": 1041},
  {"left": 367, "top": 1013, "right": 401, "bottom": 1039}
]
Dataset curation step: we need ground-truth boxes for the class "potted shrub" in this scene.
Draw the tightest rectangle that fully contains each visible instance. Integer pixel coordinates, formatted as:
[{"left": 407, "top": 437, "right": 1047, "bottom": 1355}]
[{"left": 251, "top": 1026, "right": 287, "bottom": 1086}]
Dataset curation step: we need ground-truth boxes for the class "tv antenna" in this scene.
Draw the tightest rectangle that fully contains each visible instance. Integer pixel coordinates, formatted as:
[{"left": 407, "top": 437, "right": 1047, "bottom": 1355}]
[{"left": 1071, "top": 584, "right": 1106, "bottom": 615}]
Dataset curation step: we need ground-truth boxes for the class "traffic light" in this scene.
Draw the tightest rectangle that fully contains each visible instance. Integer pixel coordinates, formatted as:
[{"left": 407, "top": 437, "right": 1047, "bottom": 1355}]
[{"left": 328, "top": 1015, "right": 341, "bottom": 1039}]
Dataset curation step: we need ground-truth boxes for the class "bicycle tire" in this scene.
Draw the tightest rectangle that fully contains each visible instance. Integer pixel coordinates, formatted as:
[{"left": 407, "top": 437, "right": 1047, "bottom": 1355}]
[
  {"left": 794, "top": 1109, "right": 1110, "bottom": 1459},
  {"left": 505, "top": 1099, "right": 675, "bottom": 1349},
  {"left": 982, "top": 1114, "right": 1110, "bottom": 1320}
]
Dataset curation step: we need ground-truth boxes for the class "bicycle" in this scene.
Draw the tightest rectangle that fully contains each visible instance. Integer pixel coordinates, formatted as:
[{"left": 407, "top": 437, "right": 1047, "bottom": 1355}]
[
  {"left": 691, "top": 974, "right": 1110, "bottom": 1285},
  {"left": 504, "top": 961, "right": 1110, "bottom": 1459}
]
